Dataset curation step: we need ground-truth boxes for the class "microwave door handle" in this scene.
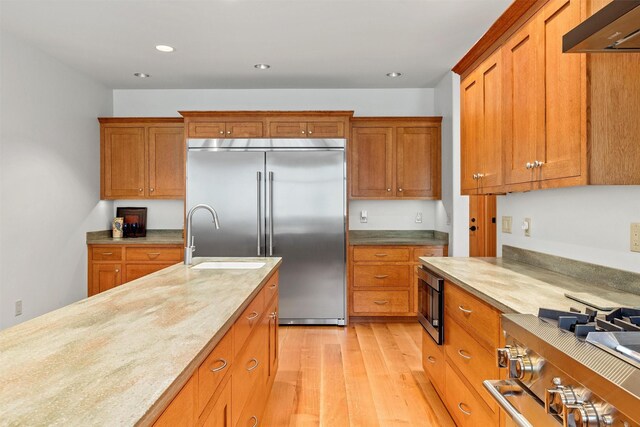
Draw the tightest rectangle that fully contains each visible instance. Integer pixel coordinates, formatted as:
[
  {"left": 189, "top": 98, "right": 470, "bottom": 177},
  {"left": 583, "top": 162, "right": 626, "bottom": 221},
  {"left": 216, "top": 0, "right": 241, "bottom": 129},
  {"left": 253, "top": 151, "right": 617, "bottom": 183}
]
[{"left": 483, "top": 380, "right": 534, "bottom": 427}]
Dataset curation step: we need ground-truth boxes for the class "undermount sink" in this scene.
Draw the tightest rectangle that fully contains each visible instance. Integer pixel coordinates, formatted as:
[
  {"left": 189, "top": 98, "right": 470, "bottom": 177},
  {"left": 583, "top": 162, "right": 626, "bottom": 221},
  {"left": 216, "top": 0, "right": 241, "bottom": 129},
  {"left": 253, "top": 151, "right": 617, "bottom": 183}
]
[{"left": 192, "top": 261, "right": 266, "bottom": 270}]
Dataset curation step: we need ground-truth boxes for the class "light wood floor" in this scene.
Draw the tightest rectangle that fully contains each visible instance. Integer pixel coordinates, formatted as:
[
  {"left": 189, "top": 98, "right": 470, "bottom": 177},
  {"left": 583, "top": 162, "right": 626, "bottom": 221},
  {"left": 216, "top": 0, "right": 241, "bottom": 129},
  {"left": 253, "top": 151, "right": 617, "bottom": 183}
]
[{"left": 262, "top": 322, "right": 455, "bottom": 427}]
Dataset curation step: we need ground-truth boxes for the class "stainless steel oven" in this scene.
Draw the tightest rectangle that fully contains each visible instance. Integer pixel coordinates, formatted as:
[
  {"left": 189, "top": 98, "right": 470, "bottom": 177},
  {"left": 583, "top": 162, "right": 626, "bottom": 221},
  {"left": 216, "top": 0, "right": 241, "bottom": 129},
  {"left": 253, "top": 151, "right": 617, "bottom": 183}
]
[{"left": 417, "top": 266, "right": 444, "bottom": 344}]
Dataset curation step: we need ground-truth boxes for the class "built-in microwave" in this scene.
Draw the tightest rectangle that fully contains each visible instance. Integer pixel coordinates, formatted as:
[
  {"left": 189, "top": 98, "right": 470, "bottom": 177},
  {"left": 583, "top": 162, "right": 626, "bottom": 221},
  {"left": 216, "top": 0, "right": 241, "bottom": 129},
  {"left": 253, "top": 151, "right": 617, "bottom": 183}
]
[{"left": 417, "top": 266, "right": 444, "bottom": 345}]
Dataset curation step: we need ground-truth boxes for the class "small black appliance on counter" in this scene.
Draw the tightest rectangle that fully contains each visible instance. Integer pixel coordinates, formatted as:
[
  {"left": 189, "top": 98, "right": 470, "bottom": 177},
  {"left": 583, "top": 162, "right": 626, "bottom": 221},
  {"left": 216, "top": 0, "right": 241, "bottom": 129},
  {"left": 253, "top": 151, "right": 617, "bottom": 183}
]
[{"left": 116, "top": 207, "right": 147, "bottom": 238}]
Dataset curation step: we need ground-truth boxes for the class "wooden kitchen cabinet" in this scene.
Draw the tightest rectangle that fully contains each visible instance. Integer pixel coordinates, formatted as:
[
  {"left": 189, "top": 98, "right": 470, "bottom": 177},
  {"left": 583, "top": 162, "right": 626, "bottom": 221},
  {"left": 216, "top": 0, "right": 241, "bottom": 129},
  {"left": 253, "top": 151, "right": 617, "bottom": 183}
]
[
  {"left": 268, "top": 120, "right": 345, "bottom": 138},
  {"left": 461, "top": 49, "right": 503, "bottom": 195},
  {"left": 154, "top": 269, "right": 279, "bottom": 427},
  {"left": 87, "top": 244, "right": 183, "bottom": 296},
  {"left": 348, "top": 244, "right": 447, "bottom": 317},
  {"left": 455, "top": 0, "right": 640, "bottom": 194},
  {"left": 188, "top": 121, "right": 264, "bottom": 138},
  {"left": 100, "top": 118, "right": 184, "bottom": 200},
  {"left": 350, "top": 118, "right": 442, "bottom": 200}
]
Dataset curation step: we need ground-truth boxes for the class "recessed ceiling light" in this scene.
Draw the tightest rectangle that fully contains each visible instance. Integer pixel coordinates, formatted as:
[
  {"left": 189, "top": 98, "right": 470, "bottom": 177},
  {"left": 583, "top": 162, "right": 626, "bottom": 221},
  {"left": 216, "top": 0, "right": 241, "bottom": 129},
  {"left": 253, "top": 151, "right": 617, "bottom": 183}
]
[
  {"left": 254, "top": 64, "right": 271, "bottom": 70},
  {"left": 155, "top": 45, "right": 175, "bottom": 53},
  {"left": 134, "top": 72, "right": 151, "bottom": 78},
  {"left": 386, "top": 72, "right": 402, "bottom": 78}
]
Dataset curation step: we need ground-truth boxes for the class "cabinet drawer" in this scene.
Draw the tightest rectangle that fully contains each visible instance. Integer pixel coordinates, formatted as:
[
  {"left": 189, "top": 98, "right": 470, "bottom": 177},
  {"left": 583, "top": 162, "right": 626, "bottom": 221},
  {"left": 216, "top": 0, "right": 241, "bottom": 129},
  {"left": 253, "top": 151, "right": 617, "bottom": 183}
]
[
  {"left": 235, "top": 380, "right": 265, "bottom": 427},
  {"left": 352, "top": 290, "right": 409, "bottom": 314},
  {"left": 91, "top": 247, "right": 123, "bottom": 261},
  {"left": 422, "top": 328, "right": 445, "bottom": 394},
  {"left": 126, "top": 247, "right": 182, "bottom": 262},
  {"left": 264, "top": 271, "right": 279, "bottom": 306},
  {"left": 444, "top": 362, "right": 497, "bottom": 427},
  {"left": 307, "top": 121, "right": 345, "bottom": 137},
  {"left": 232, "top": 324, "right": 267, "bottom": 426},
  {"left": 445, "top": 314, "right": 498, "bottom": 412},
  {"left": 413, "top": 246, "right": 445, "bottom": 261},
  {"left": 188, "top": 122, "right": 226, "bottom": 138},
  {"left": 352, "top": 247, "right": 410, "bottom": 262},
  {"left": 234, "top": 290, "right": 265, "bottom": 356},
  {"left": 198, "top": 328, "right": 234, "bottom": 416},
  {"left": 353, "top": 265, "right": 410, "bottom": 287},
  {"left": 445, "top": 282, "right": 500, "bottom": 350},
  {"left": 125, "top": 263, "right": 173, "bottom": 283}
]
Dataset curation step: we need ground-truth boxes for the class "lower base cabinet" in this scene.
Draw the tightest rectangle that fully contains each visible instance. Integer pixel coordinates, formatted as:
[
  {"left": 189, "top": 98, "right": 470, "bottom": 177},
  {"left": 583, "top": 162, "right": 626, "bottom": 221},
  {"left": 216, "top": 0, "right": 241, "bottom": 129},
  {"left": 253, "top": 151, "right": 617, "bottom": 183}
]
[
  {"left": 444, "top": 362, "right": 496, "bottom": 426},
  {"left": 154, "top": 270, "right": 279, "bottom": 427}
]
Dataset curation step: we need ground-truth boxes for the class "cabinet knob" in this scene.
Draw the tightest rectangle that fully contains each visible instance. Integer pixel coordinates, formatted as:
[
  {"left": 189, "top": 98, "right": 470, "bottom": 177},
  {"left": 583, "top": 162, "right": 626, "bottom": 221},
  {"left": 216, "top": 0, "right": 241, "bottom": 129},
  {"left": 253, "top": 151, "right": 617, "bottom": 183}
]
[
  {"left": 219, "top": 130, "right": 224, "bottom": 135},
  {"left": 308, "top": 131, "right": 313, "bottom": 135},
  {"left": 534, "top": 160, "right": 545, "bottom": 168},
  {"left": 301, "top": 130, "right": 306, "bottom": 134},
  {"left": 398, "top": 188, "right": 403, "bottom": 192},
  {"left": 469, "top": 225, "right": 477, "bottom": 231},
  {"left": 226, "top": 130, "right": 231, "bottom": 134},
  {"left": 526, "top": 162, "right": 533, "bottom": 170},
  {"left": 150, "top": 188, "right": 154, "bottom": 192},
  {"left": 138, "top": 188, "right": 143, "bottom": 192},
  {"left": 387, "top": 188, "right": 391, "bottom": 192},
  {"left": 115, "top": 269, "right": 119, "bottom": 273}
]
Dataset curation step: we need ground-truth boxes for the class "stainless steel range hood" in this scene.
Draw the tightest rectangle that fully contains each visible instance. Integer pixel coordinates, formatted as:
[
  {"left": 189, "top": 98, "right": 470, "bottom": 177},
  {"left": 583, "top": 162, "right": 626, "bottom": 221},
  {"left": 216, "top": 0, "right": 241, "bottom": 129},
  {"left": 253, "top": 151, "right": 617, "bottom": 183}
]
[{"left": 563, "top": 0, "right": 640, "bottom": 52}]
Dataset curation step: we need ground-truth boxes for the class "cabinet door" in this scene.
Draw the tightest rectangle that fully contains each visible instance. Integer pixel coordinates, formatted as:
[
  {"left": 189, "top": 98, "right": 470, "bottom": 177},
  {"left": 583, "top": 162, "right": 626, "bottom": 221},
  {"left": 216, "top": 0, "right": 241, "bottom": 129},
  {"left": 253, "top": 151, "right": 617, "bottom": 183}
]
[
  {"left": 148, "top": 126, "right": 185, "bottom": 198},
  {"left": 154, "top": 374, "right": 198, "bottom": 427},
  {"left": 351, "top": 127, "right": 394, "bottom": 197},
  {"left": 269, "top": 121, "right": 307, "bottom": 137},
  {"left": 461, "top": 72, "right": 481, "bottom": 194},
  {"left": 102, "top": 127, "right": 146, "bottom": 198},
  {"left": 201, "top": 377, "right": 232, "bottom": 427},
  {"left": 396, "top": 127, "right": 440, "bottom": 198},
  {"left": 91, "top": 263, "right": 122, "bottom": 295},
  {"left": 503, "top": 20, "right": 544, "bottom": 185},
  {"left": 226, "top": 122, "right": 263, "bottom": 138},
  {"left": 307, "top": 121, "right": 345, "bottom": 138},
  {"left": 478, "top": 50, "right": 503, "bottom": 190},
  {"left": 538, "top": 0, "right": 583, "bottom": 181}
]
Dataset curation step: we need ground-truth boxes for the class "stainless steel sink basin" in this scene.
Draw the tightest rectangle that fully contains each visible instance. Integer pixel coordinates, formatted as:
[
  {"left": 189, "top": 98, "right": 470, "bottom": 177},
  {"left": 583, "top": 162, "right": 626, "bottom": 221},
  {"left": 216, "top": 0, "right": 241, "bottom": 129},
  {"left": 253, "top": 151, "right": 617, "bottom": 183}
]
[{"left": 192, "top": 261, "right": 265, "bottom": 270}]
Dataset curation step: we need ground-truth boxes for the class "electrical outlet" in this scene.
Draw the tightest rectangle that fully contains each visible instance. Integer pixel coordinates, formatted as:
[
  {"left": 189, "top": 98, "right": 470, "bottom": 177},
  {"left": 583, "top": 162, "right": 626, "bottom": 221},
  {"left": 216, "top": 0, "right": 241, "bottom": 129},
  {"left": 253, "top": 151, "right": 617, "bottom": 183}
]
[
  {"left": 415, "top": 212, "right": 423, "bottom": 223},
  {"left": 15, "top": 300, "right": 22, "bottom": 316},
  {"left": 632, "top": 223, "right": 640, "bottom": 252},
  {"left": 360, "top": 210, "right": 368, "bottom": 223},
  {"left": 502, "top": 216, "right": 512, "bottom": 233},
  {"left": 522, "top": 218, "right": 532, "bottom": 237}
]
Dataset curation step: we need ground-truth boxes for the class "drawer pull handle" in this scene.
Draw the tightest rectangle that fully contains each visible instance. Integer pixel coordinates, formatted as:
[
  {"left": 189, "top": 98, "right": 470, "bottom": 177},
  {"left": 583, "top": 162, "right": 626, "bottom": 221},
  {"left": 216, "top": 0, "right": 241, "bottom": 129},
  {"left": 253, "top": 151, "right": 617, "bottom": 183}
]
[
  {"left": 247, "top": 358, "right": 259, "bottom": 371},
  {"left": 374, "top": 253, "right": 388, "bottom": 257},
  {"left": 458, "top": 402, "right": 472, "bottom": 416},
  {"left": 102, "top": 252, "right": 113, "bottom": 256},
  {"left": 427, "top": 356, "right": 437, "bottom": 364},
  {"left": 147, "top": 252, "right": 161, "bottom": 256},
  {"left": 374, "top": 275, "right": 389, "bottom": 279},
  {"left": 250, "top": 416, "right": 258, "bottom": 427},
  {"left": 210, "top": 358, "right": 227, "bottom": 372},
  {"left": 269, "top": 283, "right": 277, "bottom": 289},
  {"left": 458, "top": 305, "right": 473, "bottom": 314},
  {"left": 373, "top": 300, "right": 389, "bottom": 305},
  {"left": 458, "top": 349, "right": 472, "bottom": 360},
  {"left": 246, "top": 311, "right": 259, "bottom": 321}
]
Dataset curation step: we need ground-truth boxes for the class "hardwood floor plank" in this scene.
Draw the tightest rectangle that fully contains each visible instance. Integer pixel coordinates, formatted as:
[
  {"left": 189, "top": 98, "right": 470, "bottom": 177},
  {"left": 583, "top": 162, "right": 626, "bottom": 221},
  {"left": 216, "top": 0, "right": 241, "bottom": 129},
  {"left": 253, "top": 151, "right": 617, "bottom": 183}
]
[{"left": 262, "top": 323, "right": 455, "bottom": 427}]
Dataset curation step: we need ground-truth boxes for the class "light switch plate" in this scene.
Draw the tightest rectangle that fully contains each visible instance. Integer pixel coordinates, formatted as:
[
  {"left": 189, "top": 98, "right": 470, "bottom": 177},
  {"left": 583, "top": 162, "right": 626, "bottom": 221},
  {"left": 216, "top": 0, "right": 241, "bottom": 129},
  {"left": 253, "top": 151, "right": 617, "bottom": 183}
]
[
  {"left": 15, "top": 300, "right": 22, "bottom": 316},
  {"left": 415, "top": 212, "right": 423, "bottom": 223},
  {"left": 523, "top": 218, "right": 532, "bottom": 237},
  {"left": 632, "top": 223, "right": 640, "bottom": 252},
  {"left": 502, "top": 216, "right": 512, "bottom": 233},
  {"left": 360, "top": 210, "right": 368, "bottom": 223}
]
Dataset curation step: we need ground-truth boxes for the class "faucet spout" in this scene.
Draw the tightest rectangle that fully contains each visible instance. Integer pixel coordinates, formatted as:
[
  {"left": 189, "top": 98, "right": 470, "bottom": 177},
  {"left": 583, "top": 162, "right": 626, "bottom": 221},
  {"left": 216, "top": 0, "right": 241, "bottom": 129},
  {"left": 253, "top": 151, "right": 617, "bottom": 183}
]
[{"left": 185, "top": 204, "right": 220, "bottom": 265}]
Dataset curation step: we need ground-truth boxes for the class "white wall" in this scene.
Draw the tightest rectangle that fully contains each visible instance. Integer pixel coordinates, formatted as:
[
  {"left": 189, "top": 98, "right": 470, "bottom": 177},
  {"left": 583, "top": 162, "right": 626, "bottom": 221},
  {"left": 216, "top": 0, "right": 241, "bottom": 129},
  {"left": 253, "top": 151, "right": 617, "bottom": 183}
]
[
  {"left": 113, "top": 200, "right": 184, "bottom": 229},
  {"left": 0, "top": 31, "right": 113, "bottom": 329},
  {"left": 498, "top": 186, "right": 640, "bottom": 273},
  {"left": 113, "top": 88, "right": 440, "bottom": 230},
  {"left": 434, "top": 72, "right": 468, "bottom": 255}
]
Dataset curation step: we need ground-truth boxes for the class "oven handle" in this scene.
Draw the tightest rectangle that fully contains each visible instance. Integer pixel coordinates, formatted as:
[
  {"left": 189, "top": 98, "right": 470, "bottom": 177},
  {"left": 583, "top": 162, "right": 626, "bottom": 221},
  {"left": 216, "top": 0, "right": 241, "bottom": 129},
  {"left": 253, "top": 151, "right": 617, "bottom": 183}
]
[{"left": 483, "top": 380, "right": 534, "bottom": 427}]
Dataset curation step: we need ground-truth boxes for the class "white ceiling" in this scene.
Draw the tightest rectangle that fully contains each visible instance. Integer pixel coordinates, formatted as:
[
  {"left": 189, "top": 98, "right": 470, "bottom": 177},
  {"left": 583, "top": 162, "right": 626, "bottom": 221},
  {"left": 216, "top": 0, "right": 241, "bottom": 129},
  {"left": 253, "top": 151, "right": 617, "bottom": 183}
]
[{"left": 0, "top": 0, "right": 510, "bottom": 90}]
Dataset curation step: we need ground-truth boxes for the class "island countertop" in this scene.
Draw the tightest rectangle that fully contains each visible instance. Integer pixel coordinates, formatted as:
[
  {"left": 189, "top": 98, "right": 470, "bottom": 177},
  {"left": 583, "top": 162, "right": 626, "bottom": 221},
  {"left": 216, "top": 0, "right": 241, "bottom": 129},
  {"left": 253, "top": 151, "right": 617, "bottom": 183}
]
[
  {"left": 420, "top": 257, "right": 640, "bottom": 315},
  {"left": 0, "top": 257, "right": 281, "bottom": 426}
]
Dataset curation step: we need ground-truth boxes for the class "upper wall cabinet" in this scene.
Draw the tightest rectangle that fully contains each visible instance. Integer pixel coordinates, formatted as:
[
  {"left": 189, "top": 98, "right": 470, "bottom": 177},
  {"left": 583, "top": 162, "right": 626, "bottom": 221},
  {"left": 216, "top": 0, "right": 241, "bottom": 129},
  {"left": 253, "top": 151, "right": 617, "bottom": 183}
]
[
  {"left": 350, "top": 118, "right": 442, "bottom": 200},
  {"left": 180, "top": 111, "right": 352, "bottom": 139},
  {"left": 455, "top": 0, "right": 640, "bottom": 194},
  {"left": 100, "top": 118, "right": 184, "bottom": 200}
]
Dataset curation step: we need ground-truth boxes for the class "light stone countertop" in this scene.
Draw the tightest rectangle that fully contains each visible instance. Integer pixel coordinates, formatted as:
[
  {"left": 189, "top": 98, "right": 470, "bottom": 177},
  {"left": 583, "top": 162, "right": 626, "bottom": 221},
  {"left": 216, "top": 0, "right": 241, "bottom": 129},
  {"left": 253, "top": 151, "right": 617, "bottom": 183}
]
[
  {"left": 86, "top": 229, "right": 183, "bottom": 245},
  {"left": 420, "top": 257, "right": 640, "bottom": 315},
  {"left": 0, "top": 257, "right": 281, "bottom": 426}
]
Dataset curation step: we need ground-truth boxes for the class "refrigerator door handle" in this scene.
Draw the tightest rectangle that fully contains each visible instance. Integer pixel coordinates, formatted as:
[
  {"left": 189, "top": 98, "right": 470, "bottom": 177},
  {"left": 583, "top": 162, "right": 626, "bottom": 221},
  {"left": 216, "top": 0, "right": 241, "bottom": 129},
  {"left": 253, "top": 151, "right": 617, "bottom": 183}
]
[
  {"left": 268, "top": 171, "right": 274, "bottom": 256},
  {"left": 257, "top": 171, "right": 262, "bottom": 256}
]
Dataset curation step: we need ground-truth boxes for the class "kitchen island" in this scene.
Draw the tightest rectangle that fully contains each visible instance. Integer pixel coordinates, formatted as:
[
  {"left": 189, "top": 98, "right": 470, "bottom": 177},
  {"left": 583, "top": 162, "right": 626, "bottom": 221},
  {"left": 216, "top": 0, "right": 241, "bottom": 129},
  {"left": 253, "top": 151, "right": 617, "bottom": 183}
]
[{"left": 0, "top": 257, "right": 281, "bottom": 426}]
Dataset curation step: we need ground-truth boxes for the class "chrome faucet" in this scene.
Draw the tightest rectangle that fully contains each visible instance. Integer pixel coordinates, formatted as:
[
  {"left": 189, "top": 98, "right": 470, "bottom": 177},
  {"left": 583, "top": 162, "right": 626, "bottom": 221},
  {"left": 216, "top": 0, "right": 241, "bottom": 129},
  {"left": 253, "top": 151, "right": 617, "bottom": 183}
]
[{"left": 185, "top": 204, "right": 220, "bottom": 265}]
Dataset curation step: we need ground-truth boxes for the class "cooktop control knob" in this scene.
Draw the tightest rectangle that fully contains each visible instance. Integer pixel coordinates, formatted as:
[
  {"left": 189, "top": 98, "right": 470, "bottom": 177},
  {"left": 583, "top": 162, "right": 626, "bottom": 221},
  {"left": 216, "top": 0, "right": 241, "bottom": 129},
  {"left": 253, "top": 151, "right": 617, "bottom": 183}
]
[
  {"left": 546, "top": 383, "right": 591, "bottom": 417},
  {"left": 497, "top": 345, "right": 519, "bottom": 369},
  {"left": 563, "top": 402, "right": 614, "bottom": 427},
  {"left": 514, "top": 354, "right": 544, "bottom": 383}
]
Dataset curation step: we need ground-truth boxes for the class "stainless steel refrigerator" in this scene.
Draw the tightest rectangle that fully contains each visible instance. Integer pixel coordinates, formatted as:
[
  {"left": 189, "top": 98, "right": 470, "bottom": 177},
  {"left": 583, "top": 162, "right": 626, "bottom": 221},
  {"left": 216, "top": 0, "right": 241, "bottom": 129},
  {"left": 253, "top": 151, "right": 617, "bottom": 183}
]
[{"left": 186, "top": 138, "right": 346, "bottom": 325}]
